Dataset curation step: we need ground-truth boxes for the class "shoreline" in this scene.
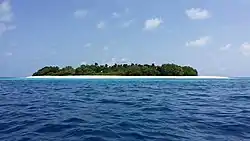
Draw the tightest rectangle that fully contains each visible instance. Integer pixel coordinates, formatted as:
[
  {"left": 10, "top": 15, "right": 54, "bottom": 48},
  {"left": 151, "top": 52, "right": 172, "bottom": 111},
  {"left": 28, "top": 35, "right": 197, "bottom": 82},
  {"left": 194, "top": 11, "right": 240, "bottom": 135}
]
[{"left": 26, "top": 76, "right": 229, "bottom": 79}]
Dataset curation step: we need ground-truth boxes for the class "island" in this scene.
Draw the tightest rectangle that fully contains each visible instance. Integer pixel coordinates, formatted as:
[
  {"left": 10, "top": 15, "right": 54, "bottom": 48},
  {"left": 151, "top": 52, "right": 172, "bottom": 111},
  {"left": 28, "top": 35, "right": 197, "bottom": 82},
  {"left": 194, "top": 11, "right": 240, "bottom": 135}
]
[{"left": 32, "top": 63, "right": 198, "bottom": 76}]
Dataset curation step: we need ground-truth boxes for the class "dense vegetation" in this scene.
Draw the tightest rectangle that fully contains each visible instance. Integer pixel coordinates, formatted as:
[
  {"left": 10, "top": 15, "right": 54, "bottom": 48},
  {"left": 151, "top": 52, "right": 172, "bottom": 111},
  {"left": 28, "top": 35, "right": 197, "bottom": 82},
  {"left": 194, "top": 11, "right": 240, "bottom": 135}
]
[{"left": 32, "top": 63, "right": 198, "bottom": 76}]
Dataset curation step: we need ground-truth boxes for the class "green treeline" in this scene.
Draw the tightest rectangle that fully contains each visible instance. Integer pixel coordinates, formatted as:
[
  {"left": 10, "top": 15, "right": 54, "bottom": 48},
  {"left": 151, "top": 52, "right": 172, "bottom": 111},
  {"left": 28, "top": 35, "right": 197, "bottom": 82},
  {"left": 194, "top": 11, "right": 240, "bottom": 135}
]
[{"left": 32, "top": 63, "right": 198, "bottom": 76}]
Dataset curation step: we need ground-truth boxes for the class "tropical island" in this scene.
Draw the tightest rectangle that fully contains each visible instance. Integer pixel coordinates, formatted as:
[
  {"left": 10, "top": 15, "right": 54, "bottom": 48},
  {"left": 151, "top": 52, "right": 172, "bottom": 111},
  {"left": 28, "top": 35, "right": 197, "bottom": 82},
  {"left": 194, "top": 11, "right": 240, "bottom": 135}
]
[{"left": 32, "top": 63, "right": 198, "bottom": 76}]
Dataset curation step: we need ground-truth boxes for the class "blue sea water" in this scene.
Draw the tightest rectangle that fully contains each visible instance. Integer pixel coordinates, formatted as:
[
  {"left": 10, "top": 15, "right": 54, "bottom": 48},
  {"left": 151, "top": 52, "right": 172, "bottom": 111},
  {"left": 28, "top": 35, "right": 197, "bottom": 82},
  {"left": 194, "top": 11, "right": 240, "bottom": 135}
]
[{"left": 0, "top": 78, "right": 250, "bottom": 141}]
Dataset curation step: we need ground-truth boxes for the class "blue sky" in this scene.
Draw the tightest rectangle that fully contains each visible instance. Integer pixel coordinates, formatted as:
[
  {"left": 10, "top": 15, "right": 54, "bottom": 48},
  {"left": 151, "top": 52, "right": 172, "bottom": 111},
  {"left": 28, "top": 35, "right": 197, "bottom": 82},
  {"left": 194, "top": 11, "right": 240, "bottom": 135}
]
[{"left": 1, "top": 0, "right": 250, "bottom": 77}]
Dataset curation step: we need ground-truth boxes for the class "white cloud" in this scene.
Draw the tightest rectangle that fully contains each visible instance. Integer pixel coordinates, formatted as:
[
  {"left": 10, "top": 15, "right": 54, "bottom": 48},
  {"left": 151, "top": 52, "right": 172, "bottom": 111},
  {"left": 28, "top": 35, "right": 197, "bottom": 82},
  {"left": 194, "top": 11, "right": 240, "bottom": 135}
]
[
  {"left": 120, "top": 58, "right": 128, "bottom": 63},
  {"left": 103, "top": 46, "right": 109, "bottom": 50},
  {"left": 186, "top": 8, "right": 211, "bottom": 20},
  {"left": 105, "top": 57, "right": 129, "bottom": 65},
  {"left": 122, "top": 19, "right": 134, "bottom": 28},
  {"left": 125, "top": 8, "right": 129, "bottom": 14},
  {"left": 0, "top": 0, "right": 13, "bottom": 22},
  {"left": 5, "top": 52, "right": 12, "bottom": 56},
  {"left": 104, "top": 58, "right": 116, "bottom": 66},
  {"left": 74, "top": 9, "right": 88, "bottom": 19},
  {"left": 7, "top": 24, "right": 15, "bottom": 30},
  {"left": 0, "top": 1, "right": 15, "bottom": 36},
  {"left": 81, "top": 61, "right": 87, "bottom": 65},
  {"left": 220, "top": 44, "right": 231, "bottom": 51},
  {"left": 240, "top": 42, "right": 250, "bottom": 56},
  {"left": 84, "top": 43, "right": 92, "bottom": 47},
  {"left": 144, "top": 18, "right": 163, "bottom": 30},
  {"left": 186, "top": 36, "right": 211, "bottom": 47},
  {"left": 111, "top": 57, "right": 116, "bottom": 62},
  {"left": 97, "top": 21, "right": 105, "bottom": 29},
  {"left": 0, "top": 23, "right": 15, "bottom": 35},
  {"left": 112, "top": 12, "right": 120, "bottom": 18},
  {"left": 0, "top": 23, "right": 7, "bottom": 35}
]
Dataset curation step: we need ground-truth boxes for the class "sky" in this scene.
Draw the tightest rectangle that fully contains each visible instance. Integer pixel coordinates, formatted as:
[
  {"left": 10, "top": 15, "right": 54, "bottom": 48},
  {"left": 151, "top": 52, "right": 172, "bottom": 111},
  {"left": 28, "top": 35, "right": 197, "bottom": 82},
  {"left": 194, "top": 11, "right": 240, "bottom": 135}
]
[{"left": 1, "top": 0, "right": 250, "bottom": 77}]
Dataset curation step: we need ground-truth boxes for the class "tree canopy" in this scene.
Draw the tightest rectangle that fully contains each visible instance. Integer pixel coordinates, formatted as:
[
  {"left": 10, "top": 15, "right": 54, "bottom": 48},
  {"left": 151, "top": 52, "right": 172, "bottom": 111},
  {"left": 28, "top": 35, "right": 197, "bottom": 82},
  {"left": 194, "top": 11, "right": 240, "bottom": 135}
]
[{"left": 32, "top": 63, "right": 198, "bottom": 76}]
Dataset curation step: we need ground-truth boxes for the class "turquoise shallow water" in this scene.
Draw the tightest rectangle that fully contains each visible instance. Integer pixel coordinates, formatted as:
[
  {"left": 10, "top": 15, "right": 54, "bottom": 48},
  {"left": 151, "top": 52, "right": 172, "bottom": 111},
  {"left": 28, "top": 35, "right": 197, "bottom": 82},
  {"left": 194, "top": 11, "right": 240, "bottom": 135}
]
[{"left": 0, "top": 78, "right": 250, "bottom": 141}]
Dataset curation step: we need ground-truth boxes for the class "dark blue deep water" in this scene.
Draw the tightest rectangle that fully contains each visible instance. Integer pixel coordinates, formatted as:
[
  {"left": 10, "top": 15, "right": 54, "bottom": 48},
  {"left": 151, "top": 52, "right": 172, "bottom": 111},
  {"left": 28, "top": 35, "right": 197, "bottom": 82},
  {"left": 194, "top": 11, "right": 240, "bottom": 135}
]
[{"left": 0, "top": 78, "right": 250, "bottom": 141}]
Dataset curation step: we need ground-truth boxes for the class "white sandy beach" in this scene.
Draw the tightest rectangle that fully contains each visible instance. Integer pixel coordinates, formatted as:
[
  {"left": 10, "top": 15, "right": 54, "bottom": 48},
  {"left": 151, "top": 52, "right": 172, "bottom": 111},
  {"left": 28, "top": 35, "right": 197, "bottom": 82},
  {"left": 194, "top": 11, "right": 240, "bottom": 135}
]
[{"left": 26, "top": 76, "right": 229, "bottom": 79}]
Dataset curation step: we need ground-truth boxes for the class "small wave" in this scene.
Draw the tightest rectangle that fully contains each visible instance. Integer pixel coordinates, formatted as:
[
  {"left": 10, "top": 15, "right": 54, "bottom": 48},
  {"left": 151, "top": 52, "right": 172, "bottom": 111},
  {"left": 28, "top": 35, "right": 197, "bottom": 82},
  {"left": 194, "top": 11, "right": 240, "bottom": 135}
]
[
  {"left": 229, "top": 95, "right": 250, "bottom": 100},
  {"left": 98, "top": 99, "right": 135, "bottom": 106},
  {"left": 35, "top": 124, "right": 73, "bottom": 133},
  {"left": 84, "top": 136, "right": 108, "bottom": 141},
  {"left": 17, "top": 137, "right": 31, "bottom": 141},
  {"left": 63, "top": 118, "right": 86, "bottom": 123},
  {"left": 66, "top": 128, "right": 120, "bottom": 139},
  {"left": 220, "top": 124, "right": 250, "bottom": 132},
  {"left": 0, "top": 125, "right": 26, "bottom": 134},
  {"left": 140, "top": 106, "right": 172, "bottom": 112},
  {"left": 118, "top": 131, "right": 156, "bottom": 140},
  {"left": 52, "top": 87, "right": 73, "bottom": 91},
  {"left": 136, "top": 118, "right": 161, "bottom": 124},
  {"left": 0, "top": 122, "right": 14, "bottom": 132},
  {"left": 0, "top": 103, "right": 29, "bottom": 107},
  {"left": 116, "top": 121, "right": 138, "bottom": 129}
]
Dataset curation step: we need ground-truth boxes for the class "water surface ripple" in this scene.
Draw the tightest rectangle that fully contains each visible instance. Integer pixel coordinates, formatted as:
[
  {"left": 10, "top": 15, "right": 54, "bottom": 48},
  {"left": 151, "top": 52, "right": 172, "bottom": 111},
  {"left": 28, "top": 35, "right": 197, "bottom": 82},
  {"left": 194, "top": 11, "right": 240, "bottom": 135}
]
[{"left": 0, "top": 79, "right": 250, "bottom": 141}]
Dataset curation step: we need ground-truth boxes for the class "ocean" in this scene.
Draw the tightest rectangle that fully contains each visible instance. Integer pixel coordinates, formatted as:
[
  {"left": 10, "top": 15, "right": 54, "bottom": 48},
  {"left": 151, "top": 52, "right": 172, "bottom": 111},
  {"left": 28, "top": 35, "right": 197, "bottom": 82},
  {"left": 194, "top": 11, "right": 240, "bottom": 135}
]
[{"left": 0, "top": 78, "right": 249, "bottom": 141}]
